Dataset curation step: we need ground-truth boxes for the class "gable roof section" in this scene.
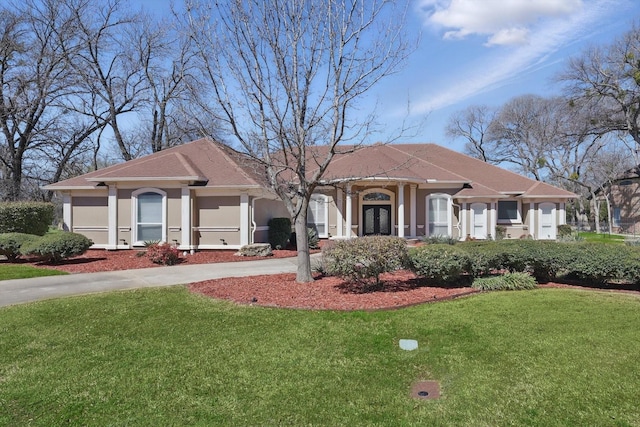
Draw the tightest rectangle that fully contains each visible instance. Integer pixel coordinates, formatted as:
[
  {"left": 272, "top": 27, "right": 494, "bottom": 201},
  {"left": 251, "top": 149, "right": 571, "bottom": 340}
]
[
  {"left": 45, "top": 139, "right": 575, "bottom": 199},
  {"left": 45, "top": 138, "right": 265, "bottom": 190},
  {"left": 316, "top": 143, "right": 575, "bottom": 199}
]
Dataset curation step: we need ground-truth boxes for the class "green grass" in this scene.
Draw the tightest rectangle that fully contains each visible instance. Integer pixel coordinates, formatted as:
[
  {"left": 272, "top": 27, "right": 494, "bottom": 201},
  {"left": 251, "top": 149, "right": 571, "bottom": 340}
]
[
  {"left": 578, "top": 231, "right": 626, "bottom": 243},
  {"left": 0, "top": 264, "right": 68, "bottom": 281},
  {"left": 1, "top": 287, "right": 639, "bottom": 426}
]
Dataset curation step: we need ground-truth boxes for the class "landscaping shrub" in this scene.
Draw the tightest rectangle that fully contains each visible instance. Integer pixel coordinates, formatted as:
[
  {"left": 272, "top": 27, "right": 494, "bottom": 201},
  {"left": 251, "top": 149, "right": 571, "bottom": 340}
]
[
  {"left": 322, "top": 236, "right": 409, "bottom": 290},
  {"left": 422, "top": 235, "right": 458, "bottom": 245},
  {"left": 289, "top": 227, "right": 320, "bottom": 250},
  {"left": 0, "top": 233, "right": 39, "bottom": 261},
  {"left": 557, "top": 224, "right": 573, "bottom": 238},
  {"left": 494, "top": 225, "right": 507, "bottom": 240},
  {"left": 472, "top": 272, "right": 538, "bottom": 291},
  {"left": 409, "top": 244, "right": 472, "bottom": 283},
  {"left": 459, "top": 241, "right": 507, "bottom": 277},
  {"left": 146, "top": 243, "right": 180, "bottom": 265},
  {"left": 268, "top": 217, "right": 292, "bottom": 249},
  {"left": 20, "top": 232, "right": 93, "bottom": 262},
  {"left": 563, "top": 243, "right": 633, "bottom": 284},
  {"left": 307, "top": 227, "right": 320, "bottom": 249},
  {"left": 0, "top": 202, "right": 54, "bottom": 236}
]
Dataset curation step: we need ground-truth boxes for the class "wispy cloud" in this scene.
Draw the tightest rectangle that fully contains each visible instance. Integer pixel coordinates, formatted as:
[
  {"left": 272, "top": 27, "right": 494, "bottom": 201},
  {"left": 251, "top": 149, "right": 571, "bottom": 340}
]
[{"left": 411, "top": 0, "right": 622, "bottom": 114}]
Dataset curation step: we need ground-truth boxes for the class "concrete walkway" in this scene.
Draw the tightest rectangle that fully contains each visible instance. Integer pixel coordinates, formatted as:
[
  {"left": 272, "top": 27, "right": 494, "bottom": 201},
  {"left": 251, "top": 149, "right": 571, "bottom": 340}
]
[{"left": 0, "top": 256, "right": 303, "bottom": 308}]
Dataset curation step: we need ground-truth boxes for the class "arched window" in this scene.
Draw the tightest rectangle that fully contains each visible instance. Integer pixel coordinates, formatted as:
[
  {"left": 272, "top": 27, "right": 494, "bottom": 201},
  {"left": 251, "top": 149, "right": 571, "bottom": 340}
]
[
  {"left": 426, "top": 194, "right": 452, "bottom": 237},
  {"left": 132, "top": 189, "right": 166, "bottom": 244},
  {"left": 363, "top": 192, "right": 391, "bottom": 201}
]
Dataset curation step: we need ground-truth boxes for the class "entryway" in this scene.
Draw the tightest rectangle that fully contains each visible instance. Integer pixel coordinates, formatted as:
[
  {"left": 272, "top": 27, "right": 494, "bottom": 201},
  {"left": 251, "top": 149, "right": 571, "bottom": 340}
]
[{"left": 363, "top": 205, "right": 392, "bottom": 235}]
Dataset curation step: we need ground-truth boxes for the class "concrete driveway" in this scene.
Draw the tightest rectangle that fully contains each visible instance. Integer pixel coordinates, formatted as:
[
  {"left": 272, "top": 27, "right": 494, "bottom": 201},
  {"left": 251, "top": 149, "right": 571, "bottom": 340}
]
[{"left": 0, "top": 256, "right": 301, "bottom": 308}]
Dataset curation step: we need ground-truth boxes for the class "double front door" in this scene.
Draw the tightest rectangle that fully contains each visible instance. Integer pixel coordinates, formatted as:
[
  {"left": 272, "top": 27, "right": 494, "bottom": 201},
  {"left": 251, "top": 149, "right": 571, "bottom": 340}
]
[{"left": 363, "top": 205, "right": 391, "bottom": 235}]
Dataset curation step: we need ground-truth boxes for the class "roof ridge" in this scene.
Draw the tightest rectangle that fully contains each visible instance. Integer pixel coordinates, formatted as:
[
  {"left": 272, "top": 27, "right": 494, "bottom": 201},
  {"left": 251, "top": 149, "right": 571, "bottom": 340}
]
[{"left": 386, "top": 144, "right": 471, "bottom": 182}]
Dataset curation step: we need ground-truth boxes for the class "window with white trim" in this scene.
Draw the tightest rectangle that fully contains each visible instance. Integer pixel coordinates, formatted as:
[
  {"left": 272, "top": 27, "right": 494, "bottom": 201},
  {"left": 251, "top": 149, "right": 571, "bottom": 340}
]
[
  {"left": 498, "top": 200, "right": 521, "bottom": 223},
  {"left": 427, "top": 194, "right": 451, "bottom": 236},
  {"left": 133, "top": 189, "right": 166, "bottom": 244},
  {"left": 307, "top": 194, "right": 329, "bottom": 238}
]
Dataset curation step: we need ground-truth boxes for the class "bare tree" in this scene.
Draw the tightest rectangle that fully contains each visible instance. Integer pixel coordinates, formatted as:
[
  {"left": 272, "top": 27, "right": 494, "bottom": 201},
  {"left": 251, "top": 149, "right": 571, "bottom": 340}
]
[
  {"left": 66, "top": 0, "right": 148, "bottom": 161},
  {"left": 0, "top": 0, "right": 93, "bottom": 201},
  {"left": 445, "top": 104, "right": 497, "bottom": 162},
  {"left": 560, "top": 21, "right": 640, "bottom": 148},
  {"left": 184, "top": 0, "right": 412, "bottom": 282}
]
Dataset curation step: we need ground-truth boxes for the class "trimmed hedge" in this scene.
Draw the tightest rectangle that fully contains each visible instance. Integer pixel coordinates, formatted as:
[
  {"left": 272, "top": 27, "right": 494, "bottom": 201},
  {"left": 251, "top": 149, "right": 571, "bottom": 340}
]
[
  {"left": 20, "top": 232, "right": 93, "bottom": 262},
  {"left": 409, "top": 244, "right": 472, "bottom": 283},
  {"left": 268, "top": 217, "right": 292, "bottom": 250},
  {"left": 322, "top": 236, "right": 409, "bottom": 289},
  {"left": 0, "top": 202, "right": 54, "bottom": 236},
  {"left": 472, "top": 272, "right": 538, "bottom": 291},
  {"left": 0, "top": 233, "right": 40, "bottom": 261}
]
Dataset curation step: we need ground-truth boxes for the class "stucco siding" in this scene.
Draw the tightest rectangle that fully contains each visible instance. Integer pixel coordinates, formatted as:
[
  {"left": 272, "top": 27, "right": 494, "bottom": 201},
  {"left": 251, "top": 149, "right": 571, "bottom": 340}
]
[
  {"left": 195, "top": 196, "right": 241, "bottom": 246},
  {"left": 71, "top": 196, "right": 108, "bottom": 245}
]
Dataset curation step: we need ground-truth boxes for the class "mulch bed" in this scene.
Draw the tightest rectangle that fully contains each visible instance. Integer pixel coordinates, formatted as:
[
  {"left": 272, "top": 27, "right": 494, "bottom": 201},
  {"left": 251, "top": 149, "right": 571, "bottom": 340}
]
[{"left": 5, "top": 248, "right": 639, "bottom": 311}]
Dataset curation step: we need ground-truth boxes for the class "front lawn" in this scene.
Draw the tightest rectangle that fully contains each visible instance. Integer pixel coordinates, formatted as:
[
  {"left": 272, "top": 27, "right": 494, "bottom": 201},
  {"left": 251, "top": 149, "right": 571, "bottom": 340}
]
[
  {"left": 0, "top": 264, "right": 68, "bottom": 281},
  {"left": 578, "top": 231, "right": 626, "bottom": 243},
  {"left": 1, "top": 287, "right": 639, "bottom": 426}
]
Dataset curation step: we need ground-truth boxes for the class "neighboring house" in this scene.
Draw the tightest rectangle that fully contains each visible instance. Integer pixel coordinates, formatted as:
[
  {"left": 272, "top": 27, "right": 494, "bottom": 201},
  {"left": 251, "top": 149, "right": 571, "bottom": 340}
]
[
  {"left": 44, "top": 138, "right": 577, "bottom": 250},
  {"left": 599, "top": 165, "right": 640, "bottom": 234}
]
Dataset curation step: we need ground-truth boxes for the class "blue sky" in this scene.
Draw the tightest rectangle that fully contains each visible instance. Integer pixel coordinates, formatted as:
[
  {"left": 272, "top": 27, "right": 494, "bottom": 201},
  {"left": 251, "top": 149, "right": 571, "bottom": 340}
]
[{"left": 138, "top": 0, "right": 639, "bottom": 152}]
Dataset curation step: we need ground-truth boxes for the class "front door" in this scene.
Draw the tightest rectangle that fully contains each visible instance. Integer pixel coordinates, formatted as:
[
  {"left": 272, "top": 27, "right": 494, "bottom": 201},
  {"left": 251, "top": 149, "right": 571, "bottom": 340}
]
[
  {"left": 538, "top": 203, "right": 556, "bottom": 240},
  {"left": 471, "top": 203, "right": 487, "bottom": 239},
  {"left": 363, "top": 205, "right": 392, "bottom": 235}
]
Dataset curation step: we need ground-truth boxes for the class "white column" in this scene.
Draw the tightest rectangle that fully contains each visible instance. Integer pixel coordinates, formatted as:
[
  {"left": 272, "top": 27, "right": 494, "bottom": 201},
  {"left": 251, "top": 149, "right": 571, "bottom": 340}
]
[
  {"left": 62, "top": 192, "right": 72, "bottom": 232},
  {"left": 410, "top": 184, "right": 417, "bottom": 237},
  {"left": 530, "top": 202, "right": 536, "bottom": 238},
  {"left": 240, "top": 193, "right": 250, "bottom": 246},
  {"left": 345, "top": 184, "right": 353, "bottom": 238},
  {"left": 181, "top": 186, "right": 191, "bottom": 250},
  {"left": 397, "top": 183, "right": 405, "bottom": 238},
  {"left": 108, "top": 185, "right": 117, "bottom": 249},
  {"left": 559, "top": 202, "right": 566, "bottom": 225},
  {"left": 336, "top": 187, "right": 344, "bottom": 237},
  {"left": 461, "top": 202, "right": 467, "bottom": 240},
  {"left": 490, "top": 201, "right": 496, "bottom": 240}
]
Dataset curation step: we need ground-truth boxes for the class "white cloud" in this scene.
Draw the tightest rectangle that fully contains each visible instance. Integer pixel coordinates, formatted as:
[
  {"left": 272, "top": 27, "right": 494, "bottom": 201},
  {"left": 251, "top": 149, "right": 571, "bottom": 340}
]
[
  {"left": 420, "top": 0, "right": 583, "bottom": 45},
  {"left": 411, "top": 0, "right": 622, "bottom": 114}
]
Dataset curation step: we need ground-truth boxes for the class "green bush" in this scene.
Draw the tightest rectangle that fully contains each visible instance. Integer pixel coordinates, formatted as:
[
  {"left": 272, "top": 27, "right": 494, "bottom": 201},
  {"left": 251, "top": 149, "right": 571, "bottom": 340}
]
[
  {"left": 322, "top": 236, "right": 409, "bottom": 290},
  {"left": 564, "top": 243, "right": 632, "bottom": 284},
  {"left": 146, "top": 243, "right": 180, "bottom": 265},
  {"left": 307, "top": 227, "right": 320, "bottom": 249},
  {"left": 472, "top": 272, "right": 538, "bottom": 291},
  {"left": 459, "top": 241, "right": 506, "bottom": 277},
  {"left": 268, "top": 217, "right": 292, "bottom": 250},
  {"left": 494, "top": 225, "right": 507, "bottom": 240},
  {"left": 422, "top": 235, "right": 458, "bottom": 245},
  {"left": 409, "top": 244, "right": 472, "bottom": 283},
  {"left": 20, "top": 232, "right": 93, "bottom": 262},
  {"left": 557, "top": 224, "right": 573, "bottom": 238},
  {"left": 0, "top": 233, "right": 39, "bottom": 261},
  {"left": 0, "top": 202, "right": 54, "bottom": 236}
]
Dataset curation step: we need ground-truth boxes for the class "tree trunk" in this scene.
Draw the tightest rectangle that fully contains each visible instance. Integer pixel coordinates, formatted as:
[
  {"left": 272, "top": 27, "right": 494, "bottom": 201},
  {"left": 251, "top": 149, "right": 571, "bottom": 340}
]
[
  {"left": 294, "top": 215, "right": 313, "bottom": 283},
  {"left": 590, "top": 192, "right": 601, "bottom": 233}
]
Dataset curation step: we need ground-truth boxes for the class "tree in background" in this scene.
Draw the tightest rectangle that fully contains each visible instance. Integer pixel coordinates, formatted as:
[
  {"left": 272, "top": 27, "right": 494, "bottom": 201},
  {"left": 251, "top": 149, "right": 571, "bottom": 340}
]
[
  {"left": 184, "top": 0, "right": 413, "bottom": 282},
  {"left": 559, "top": 21, "right": 640, "bottom": 148}
]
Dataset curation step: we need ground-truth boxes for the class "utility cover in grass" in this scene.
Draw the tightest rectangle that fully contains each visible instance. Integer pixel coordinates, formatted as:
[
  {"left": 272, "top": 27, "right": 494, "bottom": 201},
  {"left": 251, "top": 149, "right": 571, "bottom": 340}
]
[{"left": 399, "top": 339, "right": 418, "bottom": 350}]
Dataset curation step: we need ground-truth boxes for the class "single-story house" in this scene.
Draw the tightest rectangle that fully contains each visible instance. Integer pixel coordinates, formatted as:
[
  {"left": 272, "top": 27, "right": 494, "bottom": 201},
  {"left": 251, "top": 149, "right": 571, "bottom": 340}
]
[
  {"left": 44, "top": 138, "right": 577, "bottom": 250},
  {"left": 598, "top": 165, "right": 640, "bottom": 233}
]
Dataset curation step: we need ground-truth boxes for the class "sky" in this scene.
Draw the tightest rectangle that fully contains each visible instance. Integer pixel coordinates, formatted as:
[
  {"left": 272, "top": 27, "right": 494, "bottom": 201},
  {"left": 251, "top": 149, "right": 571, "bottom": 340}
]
[{"left": 137, "top": 0, "right": 640, "bottom": 152}]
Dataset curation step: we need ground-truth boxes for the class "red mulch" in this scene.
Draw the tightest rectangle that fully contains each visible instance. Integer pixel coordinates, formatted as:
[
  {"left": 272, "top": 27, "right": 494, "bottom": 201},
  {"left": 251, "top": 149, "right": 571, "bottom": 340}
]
[
  {"left": 13, "top": 248, "right": 301, "bottom": 274},
  {"left": 188, "top": 270, "right": 478, "bottom": 311},
  {"left": 6, "top": 249, "right": 639, "bottom": 311}
]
